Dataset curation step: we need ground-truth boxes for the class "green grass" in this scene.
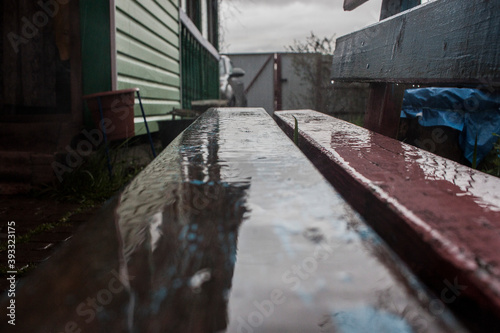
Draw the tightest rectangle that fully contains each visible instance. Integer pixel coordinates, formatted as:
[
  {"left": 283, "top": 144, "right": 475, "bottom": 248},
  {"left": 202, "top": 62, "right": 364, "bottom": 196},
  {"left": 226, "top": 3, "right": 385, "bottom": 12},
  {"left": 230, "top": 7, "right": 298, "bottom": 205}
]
[
  {"left": 292, "top": 115, "right": 299, "bottom": 146},
  {"left": 0, "top": 262, "right": 36, "bottom": 277},
  {"left": 0, "top": 205, "right": 93, "bottom": 253},
  {"left": 472, "top": 134, "right": 479, "bottom": 169},
  {"left": 0, "top": 142, "right": 153, "bottom": 285},
  {"left": 0, "top": 205, "right": 93, "bottom": 282},
  {"left": 1, "top": 142, "right": 145, "bottom": 254},
  {"left": 39, "top": 140, "right": 144, "bottom": 205},
  {"left": 2, "top": 141, "right": 146, "bottom": 253},
  {"left": 347, "top": 114, "right": 365, "bottom": 127},
  {"left": 479, "top": 133, "right": 500, "bottom": 177}
]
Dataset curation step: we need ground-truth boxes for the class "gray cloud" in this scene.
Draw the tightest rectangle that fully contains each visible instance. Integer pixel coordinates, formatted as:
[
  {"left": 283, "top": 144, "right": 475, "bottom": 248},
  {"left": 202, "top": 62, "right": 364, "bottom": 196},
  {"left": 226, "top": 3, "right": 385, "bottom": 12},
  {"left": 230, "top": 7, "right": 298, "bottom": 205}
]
[{"left": 220, "top": 0, "right": 383, "bottom": 53}]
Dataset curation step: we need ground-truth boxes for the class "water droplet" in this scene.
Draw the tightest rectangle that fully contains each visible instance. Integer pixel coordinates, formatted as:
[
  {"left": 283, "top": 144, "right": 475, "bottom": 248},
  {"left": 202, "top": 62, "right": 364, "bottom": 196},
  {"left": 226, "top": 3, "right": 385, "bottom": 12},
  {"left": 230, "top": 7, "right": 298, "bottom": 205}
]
[{"left": 189, "top": 268, "right": 211, "bottom": 293}]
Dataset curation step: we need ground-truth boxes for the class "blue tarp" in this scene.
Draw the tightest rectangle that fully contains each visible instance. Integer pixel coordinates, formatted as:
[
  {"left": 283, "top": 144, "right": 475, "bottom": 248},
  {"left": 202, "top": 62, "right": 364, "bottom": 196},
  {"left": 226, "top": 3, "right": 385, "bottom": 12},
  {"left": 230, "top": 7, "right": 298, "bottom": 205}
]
[{"left": 401, "top": 88, "right": 500, "bottom": 164}]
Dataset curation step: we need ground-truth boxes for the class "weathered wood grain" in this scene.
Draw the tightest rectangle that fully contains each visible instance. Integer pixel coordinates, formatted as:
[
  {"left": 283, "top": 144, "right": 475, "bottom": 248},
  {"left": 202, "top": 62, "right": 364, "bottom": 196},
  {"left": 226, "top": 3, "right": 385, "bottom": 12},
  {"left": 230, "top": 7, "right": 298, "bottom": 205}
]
[{"left": 332, "top": 0, "right": 500, "bottom": 85}]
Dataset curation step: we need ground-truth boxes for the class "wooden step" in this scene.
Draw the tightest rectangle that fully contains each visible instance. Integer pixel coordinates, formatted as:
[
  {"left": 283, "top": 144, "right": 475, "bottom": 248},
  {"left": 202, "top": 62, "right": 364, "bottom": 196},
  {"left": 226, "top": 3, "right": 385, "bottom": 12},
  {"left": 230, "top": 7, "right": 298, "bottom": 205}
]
[
  {"left": 0, "top": 122, "right": 61, "bottom": 152},
  {"left": 0, "top": 151, "right": 55, "bottom": 194},
  {"left": 0, "top": 120, "right": 80, "bottom": 193}
]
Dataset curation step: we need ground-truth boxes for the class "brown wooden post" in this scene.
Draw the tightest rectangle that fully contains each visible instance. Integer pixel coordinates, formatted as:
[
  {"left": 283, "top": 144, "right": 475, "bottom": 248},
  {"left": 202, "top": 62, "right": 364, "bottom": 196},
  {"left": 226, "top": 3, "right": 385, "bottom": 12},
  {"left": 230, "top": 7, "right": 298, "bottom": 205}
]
[
  {"left": 364, "top": 83, "right": 406, "bottom": 138},
  {"left": 364, "top": 0, "right": 420, "bottom": 138},
  {"left": 273, "top": 53, "right": 283, "bottom": 111}
]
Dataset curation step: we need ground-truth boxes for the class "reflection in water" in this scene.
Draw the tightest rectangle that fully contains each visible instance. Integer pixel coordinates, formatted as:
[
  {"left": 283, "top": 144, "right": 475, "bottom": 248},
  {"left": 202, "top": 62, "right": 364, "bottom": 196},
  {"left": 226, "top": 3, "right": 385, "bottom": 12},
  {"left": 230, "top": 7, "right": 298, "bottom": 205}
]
[
  {"left": 403, "top": 145, "right": 500, "bottom": 212},
  {"left": 330, "top": 123, "right": 372, "bottom": 151},
  {"left": 325, "top": 116, "right": 500, "bottom": 214},
  {"left": 272, "top": 111, "right": 487, "bottom": 332},
  {"left": 113, "top": 112, "right": 250, "bottom": 332},
  {"left": 2, "top": 110, "right": 476, "bottom": 332},
  {"left": 333, "top": 306, "right": 414, "bottom": 333}
]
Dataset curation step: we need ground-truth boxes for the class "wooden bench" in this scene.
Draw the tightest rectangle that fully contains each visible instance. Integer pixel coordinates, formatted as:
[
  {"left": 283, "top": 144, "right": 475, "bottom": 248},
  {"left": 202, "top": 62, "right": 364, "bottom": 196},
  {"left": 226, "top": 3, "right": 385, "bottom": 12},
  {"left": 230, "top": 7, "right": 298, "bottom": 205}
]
[
  {"left": 333, "top": 0, "right": 500, "bottom": 138},
  {"left": 275, "top": 109, "right": 500, "bottom": 329},
  {"left": 0, "top": 108, "right": 468, "bottom": 332}
]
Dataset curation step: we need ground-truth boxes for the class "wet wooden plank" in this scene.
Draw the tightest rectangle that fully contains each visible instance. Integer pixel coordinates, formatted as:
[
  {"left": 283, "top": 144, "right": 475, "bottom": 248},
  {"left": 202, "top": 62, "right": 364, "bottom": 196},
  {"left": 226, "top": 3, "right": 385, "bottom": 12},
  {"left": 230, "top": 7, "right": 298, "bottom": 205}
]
[
  {"left": 275, "top": 110, "right": 500, "bottom": 330},
  {"left": 332, "top": 0, "right": 500, "bottom": 85},
  {"left": 0, "top": 108, "right": 465, "bottom": 332}
]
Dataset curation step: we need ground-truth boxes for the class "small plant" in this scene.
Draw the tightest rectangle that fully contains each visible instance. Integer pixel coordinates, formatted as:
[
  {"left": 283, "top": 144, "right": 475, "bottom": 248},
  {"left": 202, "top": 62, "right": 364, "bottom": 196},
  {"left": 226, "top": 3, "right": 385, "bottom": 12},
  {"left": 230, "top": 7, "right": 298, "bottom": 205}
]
[
  {"left": 39, "top": 140, "right": 145, "bottom": 204},
  {"left": 480, "top": 133, "right": 500, "bottom": 177},
  {"left": 472, "top": 134, "right": 479, "bottom": 169},
  {"left": 0, "top": 262, "right": 36, "bottom": 278},
  {"left": 0, "top": 206, "right": 89, "bottom": 253},
  {"left": 347, "top": 114, "right": 364, "bottom": 127}
]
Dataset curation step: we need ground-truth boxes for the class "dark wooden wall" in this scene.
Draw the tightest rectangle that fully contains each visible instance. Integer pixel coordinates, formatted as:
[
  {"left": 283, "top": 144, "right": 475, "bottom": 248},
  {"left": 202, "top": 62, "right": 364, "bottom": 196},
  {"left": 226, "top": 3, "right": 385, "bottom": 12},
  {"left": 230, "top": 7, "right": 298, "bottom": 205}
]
[{"left": 2, "top": 0, "right": 71, "bottom": 115}]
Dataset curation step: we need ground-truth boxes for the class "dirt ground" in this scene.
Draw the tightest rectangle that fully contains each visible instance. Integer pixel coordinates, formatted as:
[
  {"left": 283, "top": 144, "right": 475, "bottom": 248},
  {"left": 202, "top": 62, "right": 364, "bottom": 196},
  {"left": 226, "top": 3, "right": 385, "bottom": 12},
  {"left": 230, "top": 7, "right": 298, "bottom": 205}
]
[{"left": 0, "top": 194, "right": 100, "bottom": 293}]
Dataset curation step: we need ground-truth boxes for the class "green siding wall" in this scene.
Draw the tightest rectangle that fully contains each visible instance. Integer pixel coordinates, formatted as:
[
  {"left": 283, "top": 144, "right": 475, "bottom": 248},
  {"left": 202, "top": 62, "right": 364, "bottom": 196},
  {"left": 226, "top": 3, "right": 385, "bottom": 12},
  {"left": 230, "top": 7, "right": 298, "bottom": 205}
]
[
  {"left": 115, "top": 0, "right": 181, "bottom": 133},
  {"left": 80, "top": 0, "right": 113, "bottom": 126},
  {"left": 80, "top": 1, "right": 113, "bottom": 96}
]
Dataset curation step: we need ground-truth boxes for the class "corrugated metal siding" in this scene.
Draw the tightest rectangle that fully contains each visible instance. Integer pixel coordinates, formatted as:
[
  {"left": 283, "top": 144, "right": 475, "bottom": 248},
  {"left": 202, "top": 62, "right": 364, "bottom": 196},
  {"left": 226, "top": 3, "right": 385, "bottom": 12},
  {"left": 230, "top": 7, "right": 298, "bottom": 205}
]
[{"left": 115, "top": 0, "right": 181, "bottom": 121}]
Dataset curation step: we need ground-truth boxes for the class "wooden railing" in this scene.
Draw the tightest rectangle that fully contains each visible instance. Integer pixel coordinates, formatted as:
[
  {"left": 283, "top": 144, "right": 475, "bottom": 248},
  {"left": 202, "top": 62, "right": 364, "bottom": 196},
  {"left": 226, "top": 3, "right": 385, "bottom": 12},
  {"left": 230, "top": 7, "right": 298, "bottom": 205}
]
[{"left": 180, "top": 10, "right": 219, "bottom": 110}]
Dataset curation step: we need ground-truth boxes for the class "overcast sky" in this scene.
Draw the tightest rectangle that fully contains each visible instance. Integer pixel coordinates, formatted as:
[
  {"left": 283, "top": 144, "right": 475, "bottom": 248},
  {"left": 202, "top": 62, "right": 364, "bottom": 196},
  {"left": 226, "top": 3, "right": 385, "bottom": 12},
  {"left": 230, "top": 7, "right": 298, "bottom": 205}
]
[{"left": 219, "top": 0, "right": 384, "bottom": 53}]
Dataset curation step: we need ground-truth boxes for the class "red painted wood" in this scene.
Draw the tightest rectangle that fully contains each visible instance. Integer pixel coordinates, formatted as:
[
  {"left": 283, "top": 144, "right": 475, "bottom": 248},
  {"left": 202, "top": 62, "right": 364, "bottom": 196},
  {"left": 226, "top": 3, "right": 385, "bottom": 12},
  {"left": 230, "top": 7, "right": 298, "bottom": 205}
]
[{"left": 275, "top": 110, "right": 500, "bottom": 328}]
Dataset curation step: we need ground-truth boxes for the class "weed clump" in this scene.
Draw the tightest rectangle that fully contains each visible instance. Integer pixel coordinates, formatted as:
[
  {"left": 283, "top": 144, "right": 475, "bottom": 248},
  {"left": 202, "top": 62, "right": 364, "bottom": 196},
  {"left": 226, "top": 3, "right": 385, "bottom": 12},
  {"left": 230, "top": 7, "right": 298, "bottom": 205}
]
[{"left": 40, "top": 140, "right": 149, "bottom": 205}]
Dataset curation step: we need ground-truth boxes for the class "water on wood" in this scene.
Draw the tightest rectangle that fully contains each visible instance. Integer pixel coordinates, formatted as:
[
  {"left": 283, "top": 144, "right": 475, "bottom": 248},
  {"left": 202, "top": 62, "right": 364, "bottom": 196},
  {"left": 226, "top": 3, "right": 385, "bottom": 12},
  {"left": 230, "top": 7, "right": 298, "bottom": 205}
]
[{"left": 0, "top": 109, "right": 468, "bottom": 332}]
